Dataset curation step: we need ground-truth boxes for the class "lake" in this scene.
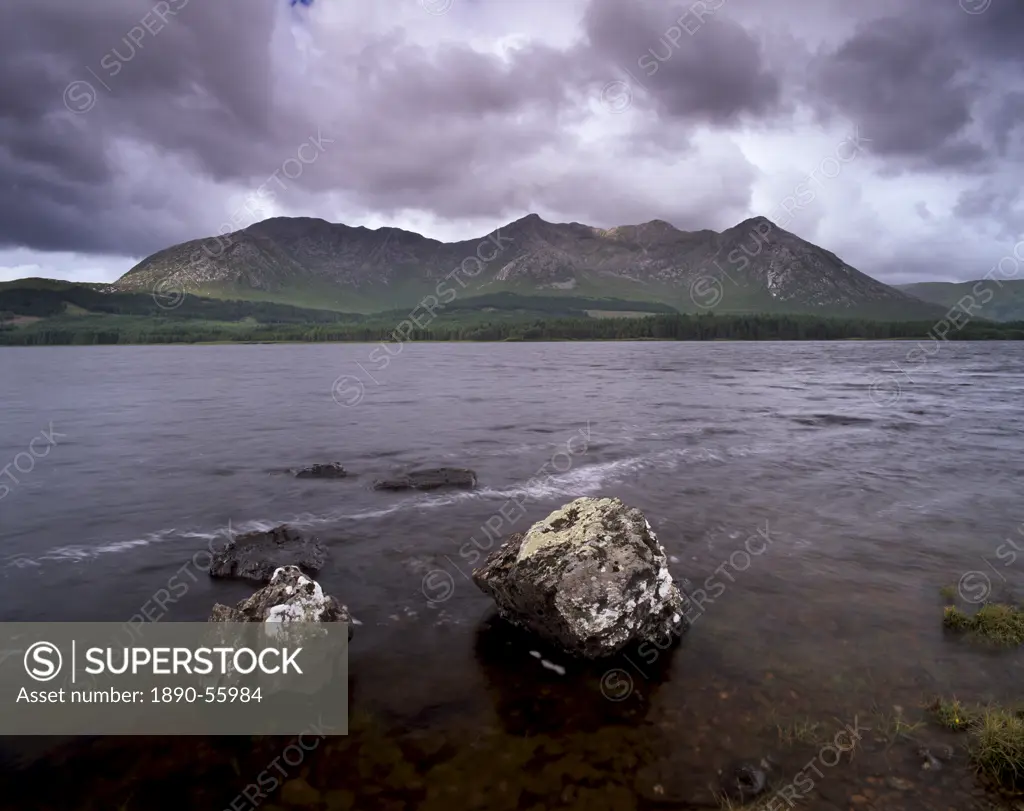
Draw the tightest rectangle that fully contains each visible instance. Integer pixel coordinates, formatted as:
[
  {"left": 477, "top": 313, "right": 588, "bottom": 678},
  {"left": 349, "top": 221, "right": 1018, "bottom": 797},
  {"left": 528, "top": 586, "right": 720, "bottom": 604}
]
[{"left": 1, "top": 341, "right": 1022, "bottom": 810}]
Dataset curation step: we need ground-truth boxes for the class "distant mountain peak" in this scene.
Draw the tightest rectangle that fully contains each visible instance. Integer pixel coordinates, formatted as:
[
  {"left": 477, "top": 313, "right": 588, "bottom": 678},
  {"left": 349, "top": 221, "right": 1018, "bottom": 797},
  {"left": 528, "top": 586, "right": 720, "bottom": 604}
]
[
  {"left": 638, "top": 218, "right": 681, "bottom": 233},
  {"left": 510, "top": 212, "right": 546, "bottom": 226},
  {"left": 733, "top": 215, "right": 778, "bottom": 231}
]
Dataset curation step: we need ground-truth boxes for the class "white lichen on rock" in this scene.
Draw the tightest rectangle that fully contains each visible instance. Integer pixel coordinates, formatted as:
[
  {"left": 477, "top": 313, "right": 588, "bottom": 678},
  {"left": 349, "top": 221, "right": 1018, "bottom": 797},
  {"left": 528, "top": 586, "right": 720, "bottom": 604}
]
[
  {"left": 265, "top": 567, "right": 332, "bottom": 623},
  {"left": 208, "top": 565, "right": 354, "bottom": 640}
]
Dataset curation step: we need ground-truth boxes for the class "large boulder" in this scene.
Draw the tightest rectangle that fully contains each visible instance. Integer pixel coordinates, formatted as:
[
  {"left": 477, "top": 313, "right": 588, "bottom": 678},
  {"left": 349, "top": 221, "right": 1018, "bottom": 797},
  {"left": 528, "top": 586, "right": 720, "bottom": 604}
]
[
  {"left": 295, "top": 463, "right": 347, "bottom": 479},
  {"left": 209, "top": 565, "right": 354, "bottom": 640},
  {"left": 209, "top": 525, "right": 326, "bottom": 584},
  {"left": 373, "top": 467, "right": 477, "bottom": 492},
  {"left": 472, "top": 496, "right": 689, "bottom": 658}
]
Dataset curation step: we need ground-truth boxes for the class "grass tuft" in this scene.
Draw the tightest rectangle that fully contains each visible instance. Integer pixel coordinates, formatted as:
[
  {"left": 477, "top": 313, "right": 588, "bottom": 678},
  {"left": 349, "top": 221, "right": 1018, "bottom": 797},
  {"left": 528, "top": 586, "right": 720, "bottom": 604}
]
[
  {"left": 775, "top": 717, "right": 825, "bottom": 748},
  {"left": 865, "top": 704, "right": 922, "bottom": 748},
  {"left": 970, "top": 706, "right": 1024, "bottom": 792},
  {"left": 942, "top": 603, "right": 1024, "bottom": 646},
  {"left": 931, "top": 697, "right": 980, "bottom": 732},
  {"left": 972, "top": 604, "right": 1024, "bottom": 646}
]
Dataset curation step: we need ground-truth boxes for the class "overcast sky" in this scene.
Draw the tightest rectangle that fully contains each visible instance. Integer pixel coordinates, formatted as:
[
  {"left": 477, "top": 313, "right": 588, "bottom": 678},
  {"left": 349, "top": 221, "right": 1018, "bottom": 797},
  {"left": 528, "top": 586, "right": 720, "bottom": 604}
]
[{"left": 0, "top": 0, "right": 1021, "bottom": 285}]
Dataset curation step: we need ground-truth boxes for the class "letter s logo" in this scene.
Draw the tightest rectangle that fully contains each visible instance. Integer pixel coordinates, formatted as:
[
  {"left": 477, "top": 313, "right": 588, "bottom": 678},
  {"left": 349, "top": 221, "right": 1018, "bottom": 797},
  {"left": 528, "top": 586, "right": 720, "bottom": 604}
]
[{"left": 24, "top": 642, "right": 63, "bottom": 682}]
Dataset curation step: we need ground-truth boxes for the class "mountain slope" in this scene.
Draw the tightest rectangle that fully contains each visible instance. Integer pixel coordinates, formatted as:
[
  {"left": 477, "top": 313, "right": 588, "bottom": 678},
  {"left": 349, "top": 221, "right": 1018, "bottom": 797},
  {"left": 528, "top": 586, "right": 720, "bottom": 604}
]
[
  {"left": 110, "top": 214, "right": 947, "bottom": 319},
  {"left": 898, "top": 280, "right": 1024, "bottom": 322}
]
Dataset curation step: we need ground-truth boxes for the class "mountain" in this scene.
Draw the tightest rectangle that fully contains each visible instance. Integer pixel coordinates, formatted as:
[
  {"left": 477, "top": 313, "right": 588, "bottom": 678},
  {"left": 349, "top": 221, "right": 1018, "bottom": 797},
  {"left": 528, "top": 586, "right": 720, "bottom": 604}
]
[
  {"left": 898, "top": 280, "right": 1024, "bottom": 322},
  {"left": 110, "top": 214, "right": 946, "bottom": 319}
]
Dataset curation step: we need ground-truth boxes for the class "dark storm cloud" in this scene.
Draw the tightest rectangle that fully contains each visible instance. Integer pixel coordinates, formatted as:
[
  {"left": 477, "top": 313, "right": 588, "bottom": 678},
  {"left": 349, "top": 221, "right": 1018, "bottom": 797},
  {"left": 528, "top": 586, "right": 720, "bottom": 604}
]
[
  {"left": 0, "top": 0, "right": 284, "bottom": 255},
  {"left": 959, "top": 0, "right": 1024, "bottom": 63},
  {"left": 808, "top": 13, "right": 986, "bottom": 170},
  {"left": 807, "top": 0, "right": 1024, "bottom": 173},
  {"left": 582, "top": 0, "right": 782, "bottom": 124},
  {"left": 989, "top": 91, "right": 1024, "bottom": 157}
]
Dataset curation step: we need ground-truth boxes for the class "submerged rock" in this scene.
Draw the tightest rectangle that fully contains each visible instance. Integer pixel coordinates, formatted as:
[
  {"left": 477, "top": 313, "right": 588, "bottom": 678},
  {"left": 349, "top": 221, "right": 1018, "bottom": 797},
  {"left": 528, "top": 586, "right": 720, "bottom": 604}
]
[
  {"left": 295, "top": 463, "right": 347, "bottom": 479},
  {"left": 373, "top": 467, "right": 477, "bottom": 492},
  {"left": 208, "top": 565, "right": 353, "bottom": 639},
  {"left": 719, "top": 759, "right": 771, "bottom": 803},
  {"left": 209, "top": 525, "right": 326, "bottom": 584},
  {"left": 471, "top": 496, "right": 690, "bottom": 658}
]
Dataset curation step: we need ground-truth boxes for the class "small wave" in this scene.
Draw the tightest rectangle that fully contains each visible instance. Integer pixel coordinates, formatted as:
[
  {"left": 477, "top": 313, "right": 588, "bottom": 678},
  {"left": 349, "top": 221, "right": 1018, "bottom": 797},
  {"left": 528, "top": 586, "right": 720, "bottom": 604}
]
[
  {"left": 2, "top": 529, "right": 185, "bottom": 567},
  {"left": 0, "top": 520, "right": 264, "bottom": 569},
  {"left": 415, "top": 445, "right": 770, "bottom": 507},
  {"left": 883, "top": 421, "right": 927, "bottom": 432},
  {"left": 791, "top": 414, "right": 875, "bottom": 427},
  {"left": 3, "top": 442, "right": 775, "bottom": 569}
]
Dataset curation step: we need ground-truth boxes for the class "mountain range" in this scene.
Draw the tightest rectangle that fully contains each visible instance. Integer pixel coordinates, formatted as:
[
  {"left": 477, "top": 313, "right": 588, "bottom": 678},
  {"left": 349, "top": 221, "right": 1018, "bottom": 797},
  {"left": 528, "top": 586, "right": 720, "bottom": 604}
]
[{"left": 108, "top": 214, "right": 951, "bottom": 320}]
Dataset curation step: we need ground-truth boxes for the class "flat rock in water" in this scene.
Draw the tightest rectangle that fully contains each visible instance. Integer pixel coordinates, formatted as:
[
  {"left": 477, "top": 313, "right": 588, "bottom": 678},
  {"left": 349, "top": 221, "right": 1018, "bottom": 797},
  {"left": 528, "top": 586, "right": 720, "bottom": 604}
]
[
  {"left": 295, "top": 463, "right": 348, "bottom": 479},
  {"left": 372, "top": 467, "right": 477, "bottom": 491},
  {"left": 208, "top": 565, "right": 354, "bottom": 639},
  {"left": 472, "top": 496, "right": 690, "bottom": 658},
  {"left": 209, "top": 524, "right": 326, "bottom": 584}
]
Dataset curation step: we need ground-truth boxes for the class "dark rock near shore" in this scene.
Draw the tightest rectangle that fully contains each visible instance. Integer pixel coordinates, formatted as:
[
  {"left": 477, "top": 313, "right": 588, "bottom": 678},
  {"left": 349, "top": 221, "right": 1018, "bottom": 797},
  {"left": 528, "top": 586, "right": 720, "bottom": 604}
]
[
  {"left": 295, "top": 463, "right": 348, "bottom": 479},
  {"left": 373, "top": 467, "right": 477, "bottom": 491},
  {"left": 209, "top": 525, "right": 326, "bottom": 584},
  {"left": 208, "top": 565, "right": 353, "bottom": 639},
  {"left": 472, "top": 496, "right": 690, "bottom": 658},
  {"left": 719, "top": 759, "right": 771, "bottom": 803}
]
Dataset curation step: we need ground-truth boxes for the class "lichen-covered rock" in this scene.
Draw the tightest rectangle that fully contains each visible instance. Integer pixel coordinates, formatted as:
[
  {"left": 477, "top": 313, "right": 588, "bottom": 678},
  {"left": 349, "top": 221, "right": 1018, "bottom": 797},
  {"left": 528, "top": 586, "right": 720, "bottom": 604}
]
[
  {"left": 209, "top": 565, "right": 354, "bottom": 640},
  {"left": 472, "top": 496, "right": 689, "bottom": 658},
  {"left": 209, "top": 525, "right": 326, "bottom": 584}
]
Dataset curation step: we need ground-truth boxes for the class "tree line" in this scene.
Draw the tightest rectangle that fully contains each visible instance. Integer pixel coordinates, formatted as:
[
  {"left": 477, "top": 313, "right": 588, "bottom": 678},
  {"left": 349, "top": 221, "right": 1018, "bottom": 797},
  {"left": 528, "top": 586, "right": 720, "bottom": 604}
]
[{"left": 4, "top": 312, "right": 1024, "bottom": 346}]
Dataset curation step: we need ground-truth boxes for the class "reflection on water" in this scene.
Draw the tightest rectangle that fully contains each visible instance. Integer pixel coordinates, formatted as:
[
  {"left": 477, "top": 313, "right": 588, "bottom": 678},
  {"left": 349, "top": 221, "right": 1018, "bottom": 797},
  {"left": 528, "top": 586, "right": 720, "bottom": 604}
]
[{"left": 1, "top": 342, "right": 1023, "bottom": 808}]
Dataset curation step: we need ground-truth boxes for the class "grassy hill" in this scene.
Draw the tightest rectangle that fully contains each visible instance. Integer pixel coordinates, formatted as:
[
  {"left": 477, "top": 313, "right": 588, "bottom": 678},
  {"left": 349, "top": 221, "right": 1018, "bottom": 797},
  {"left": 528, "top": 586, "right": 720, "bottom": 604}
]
[
  {"left": 898, "top": 280, "right": 1024, "bottom": 322},
  {"left": 0, "top": 283, "right": 678, "bottom": 345}
]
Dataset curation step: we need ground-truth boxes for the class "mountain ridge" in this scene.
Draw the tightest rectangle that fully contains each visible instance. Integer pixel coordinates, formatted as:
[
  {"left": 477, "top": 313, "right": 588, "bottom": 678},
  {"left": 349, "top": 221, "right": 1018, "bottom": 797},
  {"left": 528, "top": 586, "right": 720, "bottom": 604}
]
[{"left": 109, "top": 213, "right": 945, "bottom": 319}]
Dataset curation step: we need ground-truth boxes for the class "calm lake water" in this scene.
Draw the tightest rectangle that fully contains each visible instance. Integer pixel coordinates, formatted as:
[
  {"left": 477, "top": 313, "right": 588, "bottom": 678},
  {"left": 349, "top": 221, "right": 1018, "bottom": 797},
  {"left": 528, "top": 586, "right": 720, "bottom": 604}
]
[{"left": 0, "top": 341, "right": 1022, "bottom": 810}]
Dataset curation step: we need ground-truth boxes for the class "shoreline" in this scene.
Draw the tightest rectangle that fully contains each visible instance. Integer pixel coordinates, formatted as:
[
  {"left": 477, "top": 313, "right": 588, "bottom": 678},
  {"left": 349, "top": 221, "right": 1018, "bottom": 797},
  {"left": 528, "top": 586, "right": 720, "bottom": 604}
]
[{"left": 3, "top": 336, "right": 1024, "bottom": 348}]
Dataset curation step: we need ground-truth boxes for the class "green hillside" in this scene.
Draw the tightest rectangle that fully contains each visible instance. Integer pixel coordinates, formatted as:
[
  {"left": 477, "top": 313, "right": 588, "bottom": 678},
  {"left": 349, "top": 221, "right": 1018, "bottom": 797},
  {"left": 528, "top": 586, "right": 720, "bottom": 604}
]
[{"left": 899, "top": 280, "right": 1024, "bottom": 322}]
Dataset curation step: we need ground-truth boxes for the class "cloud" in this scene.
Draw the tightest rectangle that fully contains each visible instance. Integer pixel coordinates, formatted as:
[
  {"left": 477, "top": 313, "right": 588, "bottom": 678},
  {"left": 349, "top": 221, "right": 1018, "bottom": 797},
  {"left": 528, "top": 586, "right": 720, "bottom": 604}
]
[
  {"left": 0, "top": 0, "right": 1020, "bottom": 285},
  {"left": 582, "top": 0, "right": 783, "bottom": 125},
  {"left": 808, "top": 13, "right": 985, "bottom": 170}
]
